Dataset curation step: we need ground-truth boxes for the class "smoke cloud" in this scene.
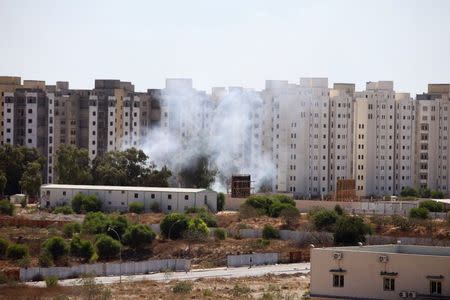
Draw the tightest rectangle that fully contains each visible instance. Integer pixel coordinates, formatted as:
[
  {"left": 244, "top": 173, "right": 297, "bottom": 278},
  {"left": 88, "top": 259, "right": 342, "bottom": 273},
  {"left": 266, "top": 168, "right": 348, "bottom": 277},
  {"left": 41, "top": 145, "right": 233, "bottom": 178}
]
[{"left": 141, "top": 82, "right": 274, "bottom": 192}]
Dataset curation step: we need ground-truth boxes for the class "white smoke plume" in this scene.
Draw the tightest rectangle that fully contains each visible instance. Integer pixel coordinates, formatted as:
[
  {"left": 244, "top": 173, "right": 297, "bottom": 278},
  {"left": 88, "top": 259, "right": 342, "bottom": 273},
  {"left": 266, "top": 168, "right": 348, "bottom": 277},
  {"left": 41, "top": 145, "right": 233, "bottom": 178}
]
[{"left": 141, "top": 80, "right": 275, "bottom": 192}]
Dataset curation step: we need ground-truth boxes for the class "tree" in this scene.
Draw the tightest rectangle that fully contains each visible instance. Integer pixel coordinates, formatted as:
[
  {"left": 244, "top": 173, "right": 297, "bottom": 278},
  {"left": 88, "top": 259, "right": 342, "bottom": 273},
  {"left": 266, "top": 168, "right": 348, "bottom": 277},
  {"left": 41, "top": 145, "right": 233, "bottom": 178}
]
[
  {"left": 0, "top": 145, "right": 45, "bottom": 195},
  {"left": 0, "top": 238, "right": 9, "bottom": 258},
  {"left": 0, "top": 199, "right": 15, "bottom": 216},
  {"left": 334, "top": 205, "right": 344, "bottom": 216},
  {"left": 63, "top": 222, "right": 81, "bottom": 238},
  {"left": 400, "top": 187, "right": 417, "bottom": 197},
  {"left": 217, "top": 192, "right": 225, "bottom": 211},
  {"left": 95, "top": 235, "right": 121, "bottom": 260},
  {"left": 262, "top": 225, "right": 280, "bottom": 239},
  {"left": 312, "top": 209, "right": 339, "bottom": 231},
  {"left": 268, "top": 201, "right": 294, "bottom": 217},
  {"left": 55, "top": 145, "right": 92, "bottom": 184},
  {"left": 70, "top": 236, "right": 94, "bottom": 261},
  {"left": 123, "top": 224, "right": 156, "bottom": 250},
  {"left": 0, "top": 171, "right": 6, "bottom": 196},
  {"left": 160, "top": 213, "right": 189, "bottom": 239},
  {"left": 334, "top": 216, "right": 372, "bottom": 246},
  {"left": 280, "top": 206, "right": 300, "bottom": 229},
  {"left": 71, "top": 193, "right": 102, "bottom": 214},
  {"left": 129, "top": 202, "right": 144, "bottom": 214},
  {"left": 409, "top": 207, "right": 429, "bottom": 219},
  {"left": 82, "top": 212, "right": 110, "bottom": 234},
  {"left": 42, "top": 237, "right": 69, "bottom": 261},
  {"left": 107, "top": 215, "right": 129, "bottom": 240},
  {"left": 419, "top": 200, "right": 444, "bottom": 212},
  {"left": 418, "top": 187, "right": 431, "bottom": 198},
  {"left": 19, "top": 162, "right": 42, "bottom": 198},
  {"left": 430, "top": 190, "right": 445, "bottom": 199},
  {"left": 178, "top": 155, "right": 217, "bottom": 188},
  {"left": 213, "top": 228, "right": 227, "bottom": 240}
]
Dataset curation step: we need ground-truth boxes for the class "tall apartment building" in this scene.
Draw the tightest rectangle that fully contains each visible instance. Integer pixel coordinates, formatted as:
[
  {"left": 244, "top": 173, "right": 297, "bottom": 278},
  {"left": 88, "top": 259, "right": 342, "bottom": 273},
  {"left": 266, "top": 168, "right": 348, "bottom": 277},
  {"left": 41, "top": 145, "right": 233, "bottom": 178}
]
[
  {"left": 329, "top": 83, "right": 355, "bottom": 193},
  {"left": 354, "top": 81, "right": 415, "bottom": 197},
  {"left": 0, "top": 76, "right": 22, "bottom": 145},
  {"left": 415, "top": 84, "right": 450, "bottom": 192}
]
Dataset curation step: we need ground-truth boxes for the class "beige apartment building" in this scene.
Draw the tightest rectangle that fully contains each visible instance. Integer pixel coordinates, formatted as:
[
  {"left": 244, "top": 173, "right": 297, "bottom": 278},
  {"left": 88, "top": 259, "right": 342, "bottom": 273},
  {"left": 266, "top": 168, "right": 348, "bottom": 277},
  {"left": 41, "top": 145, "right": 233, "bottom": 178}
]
[
  {"left": 311, "top": 244, "right": 450, "bottom": 299},
  {"left": 0, "top": 76, "right": 22, "bottom": 145}
]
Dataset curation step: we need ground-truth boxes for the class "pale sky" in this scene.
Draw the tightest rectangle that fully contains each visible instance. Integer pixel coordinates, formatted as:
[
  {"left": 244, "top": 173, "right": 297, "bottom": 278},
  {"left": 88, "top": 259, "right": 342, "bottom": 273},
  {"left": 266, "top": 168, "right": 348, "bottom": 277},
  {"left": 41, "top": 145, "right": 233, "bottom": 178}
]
[{"left": 1, "top": 0, "right": 449, "bottom": 95}]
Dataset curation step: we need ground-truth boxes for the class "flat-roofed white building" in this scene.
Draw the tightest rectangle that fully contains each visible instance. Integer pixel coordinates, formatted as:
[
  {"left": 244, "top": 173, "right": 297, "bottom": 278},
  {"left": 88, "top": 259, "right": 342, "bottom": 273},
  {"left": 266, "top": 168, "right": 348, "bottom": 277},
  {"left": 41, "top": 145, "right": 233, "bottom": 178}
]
[
  {"left": 40, "top": 184, "right": 217, "bottom": 213},
  {"left": 311, "top": 244, "right": 450, "bottom": 299}
]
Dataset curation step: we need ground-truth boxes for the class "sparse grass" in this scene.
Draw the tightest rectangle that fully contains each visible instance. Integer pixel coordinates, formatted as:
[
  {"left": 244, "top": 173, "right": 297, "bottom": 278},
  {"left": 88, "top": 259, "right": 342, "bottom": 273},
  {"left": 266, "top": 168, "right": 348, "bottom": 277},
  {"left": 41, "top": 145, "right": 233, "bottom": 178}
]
[
  {"left": 172, "top": 281, "right": 193, "bottom": 294},
  {"left": 231, "top": 283, "right": 251, "bottom": 297}
]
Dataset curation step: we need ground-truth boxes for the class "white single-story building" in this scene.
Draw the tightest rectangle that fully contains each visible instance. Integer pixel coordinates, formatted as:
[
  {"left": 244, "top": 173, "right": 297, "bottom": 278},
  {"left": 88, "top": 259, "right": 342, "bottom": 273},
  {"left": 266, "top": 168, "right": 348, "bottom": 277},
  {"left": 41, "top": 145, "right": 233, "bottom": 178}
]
[
  {"left": 310, "top": 244, "right": 450, "bottom": 300},
  {"left": 40, "top": 184, "right": 217, "bottom": 213}
]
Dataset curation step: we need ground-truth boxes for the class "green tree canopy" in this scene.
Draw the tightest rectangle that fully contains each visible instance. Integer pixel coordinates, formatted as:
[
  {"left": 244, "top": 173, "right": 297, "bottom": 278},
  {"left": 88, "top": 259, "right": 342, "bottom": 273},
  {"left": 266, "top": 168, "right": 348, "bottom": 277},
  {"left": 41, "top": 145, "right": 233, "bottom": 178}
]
[
  {"left": 123, "top": 224, "right": 156, "bottom": 250},
  {"left": 55, "top": 145, "right": 92, "bottom": 184},
  {"left": 20, "top": 162, "right": 42, "bottom": 197}
]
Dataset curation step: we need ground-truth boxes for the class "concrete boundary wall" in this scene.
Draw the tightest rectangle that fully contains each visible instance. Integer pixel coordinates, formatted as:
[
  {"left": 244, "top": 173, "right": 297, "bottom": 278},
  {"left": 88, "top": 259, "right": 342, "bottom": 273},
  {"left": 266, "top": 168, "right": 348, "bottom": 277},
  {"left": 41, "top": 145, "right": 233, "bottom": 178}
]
[
  {"left": 20, "top": 259, "right": 190, "bottom": 282},
  {"left": 235, "top": 229, "right": 333, "bottom": 244},
  {"left": 227, "top": 253, "right": 278, "bottom": 267}
]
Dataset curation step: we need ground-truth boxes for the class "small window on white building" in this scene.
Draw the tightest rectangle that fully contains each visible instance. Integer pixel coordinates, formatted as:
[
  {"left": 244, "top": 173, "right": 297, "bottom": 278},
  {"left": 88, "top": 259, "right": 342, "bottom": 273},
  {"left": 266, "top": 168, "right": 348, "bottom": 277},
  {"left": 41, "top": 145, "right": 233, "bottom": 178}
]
[
  {"left": 168, "top": 194, "right": 172, "bottom": 200},
  {"left": 333, "top": 274, "right": 344, "bottom": 288},
  {"left": 430, "top": 280, "right": 442, "bottom": 295},
  {"left": 167, "top": 205, "right": 172, "bottom": 211},
  {"left": 184, "top": 195, "right": 189, "bottom": 200},
  {"left": 383, "top": 278, "right": 395, "bottom": 291},
  {"left": 134, "top": 193, "right": 138, "bottom": 198},
  {"left": 63, "top": 191, "right": 66, "bottom": 196},
  {"left": 151, "top": 194, "right": 155, "bottom": 199}
]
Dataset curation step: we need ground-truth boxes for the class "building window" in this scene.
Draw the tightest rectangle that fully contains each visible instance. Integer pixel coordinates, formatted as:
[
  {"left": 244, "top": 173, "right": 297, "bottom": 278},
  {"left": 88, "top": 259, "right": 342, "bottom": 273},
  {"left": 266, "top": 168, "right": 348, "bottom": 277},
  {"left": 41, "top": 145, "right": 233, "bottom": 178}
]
[
  {"left": 62, "top": 191, "right": 66, "bottom": 196},
  {"left": 333, "top": 274, "right": 344, "bottom": 288},
  {"left": 151, "top": 194, "right": 155, "bottom": 199},
  {"left": 121, "top": 202, "right": 125, "bottom": 206},
  {"left": 134, "top": 193, "right": 138, "bottom": 198},
  {"left": 383, "top": 278, "right": 395, "bottom": 291},
  {"left": 184, "top": 195, "right": 189, "bottom": 200},
  {"left": 168, "top": 194, "right": 172, "bottom": 200},
  {"left": 167, "top": 205, "right": 172, "bottom": 211},
  {"left": 430, "top": 281, "right": 442, "bottom": 295}
]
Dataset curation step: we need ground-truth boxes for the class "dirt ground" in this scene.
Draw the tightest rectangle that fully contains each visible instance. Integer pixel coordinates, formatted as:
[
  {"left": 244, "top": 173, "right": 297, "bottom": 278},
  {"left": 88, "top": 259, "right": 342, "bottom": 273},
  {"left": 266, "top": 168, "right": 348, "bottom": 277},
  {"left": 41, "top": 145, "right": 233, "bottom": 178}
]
[{"left": 0, "top": 274, "right": 310, "bottom": 300}]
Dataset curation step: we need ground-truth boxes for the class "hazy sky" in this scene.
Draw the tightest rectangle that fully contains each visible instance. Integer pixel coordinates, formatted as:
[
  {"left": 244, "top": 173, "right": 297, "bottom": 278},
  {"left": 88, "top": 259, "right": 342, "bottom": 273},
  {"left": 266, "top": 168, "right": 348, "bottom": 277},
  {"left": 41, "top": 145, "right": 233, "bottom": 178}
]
[{"left": 1, "top": 0, "right": 449, "bottom": 95}]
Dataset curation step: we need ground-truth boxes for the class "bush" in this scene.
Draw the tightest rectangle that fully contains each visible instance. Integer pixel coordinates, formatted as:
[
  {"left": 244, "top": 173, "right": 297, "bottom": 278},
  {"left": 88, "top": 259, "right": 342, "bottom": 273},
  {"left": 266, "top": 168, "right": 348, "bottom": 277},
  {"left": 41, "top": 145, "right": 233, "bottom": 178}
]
[
  {"left": 280, "top": 206, "right": 300, "bottom": 229},
  {"left": 42, "top": 237, "right": 69, "bottom": 261},
  {"left": 53, "top": 205, "right": 74, "bottom": 215},
  {"left": 312, "top": 209, "right": 338, "bottom": 231},
  {"left": 71, "top": 193, "right": 102, "bottom": 214},
  {"left": 70, "top": 236, "right": 94, "bottom": 261},
  {"left": 185, "top": 217, "right": 209, "bottom": 242},
  {"left": 107, "top": 215, "right": 129, "bottom": 240},
  {"left": 6, "top": 244, "right": 29, "bottom": 260},
  {"left": 430, "top": 190, "right": 445, "bottom": 199},
  {"left": 239, "top": 202, "right": 263, "bottom": 219},
  {"left": 419, "top": 200, "right": 444, "bottom": 212},
  {"left": 45, "top": 275, "right": 58, "bottom": 287},
  {"left": 173, "top": 281, "right": 193, "bottom": 294},
  {"left": 185, "top": 207, "right": 206, "bottom": 214},
  {"left": 38, "top": 250, "right": 53, "bottom": 267},
  {"left": 214, "top": 228, "right": 227, "bottom": 240},
  {"left": 418, "top": 188, "right": 431, "bottom": 198},
  {"left": 409, "top": 207, "right": 429, "bottom": 219},
  {"left": 391, "top": 215, "right": 412, "bottom": 231},
  {"left": 0, "top": 199, "right": 14, "bottom": 216},
  {"left": 217, "top": 192, "right": 225, "bottom": 211},
  {"left": 262, "top": 225, "right": 280, "bottom": 239},
  {"left": 270, "top": 194, "right": 295, "bottom": 206},
  {"left": 95, "top": 234, "right": 121, "bottom": 260},
  {"left": 128, "top": 202, "right": 144, "bottom": 214},
  {"left": 20, "top": 197, "right": 27, "bottom": 208},
  {"left": 334, "top": 205, "right": 344, "bottom": 216},
  {"left": 268, "top": 201, "right": 294, "bottom": 218},
  {"left": 334, "top": 216, "right": 372, "bottom": 246},
  {"left": 160, "top": 213, "right": 189, "bottom": 239},
  {"left": 400, "top": 187, "right": 417, "bottom": 197},
  {"left": 245, "top": 195, "right": 273, "bottom": 214},
  {"left": 198, "top": 211, "right": 218, "bottom": 227},
  {"left": 82, "top": 212, "right": 110, "bottom": 234},
  {"left": 123, "top": 224, "right": 156, "bottom": 250},
  {"left": 150, "top": 202, "right": 161, "bottom": 213},
  {"left": 63, "top": 222, "right": 81, "bottom": 238},
  {"left": 0, "top": 238, "right": 9, "bottom": 258}
]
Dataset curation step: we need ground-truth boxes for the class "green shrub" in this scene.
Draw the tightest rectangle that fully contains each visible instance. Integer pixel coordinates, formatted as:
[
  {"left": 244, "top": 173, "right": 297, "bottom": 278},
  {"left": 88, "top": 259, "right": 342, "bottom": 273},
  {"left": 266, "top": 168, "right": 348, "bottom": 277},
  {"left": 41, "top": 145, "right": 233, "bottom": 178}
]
[
  {"left": 400, "top": 187, "right": 417, "bottom": 197},
  {"left": 123, "top": 224, "right": 156, "bottom": 250},
  {"left": 239, "top": 202, "right": 263, "bottom": 219},
  {"left": 0, "top": 199, "right": 14, "bottom": 216},
  {"left": 185, "top": 207, "right": 206, "bottom": 214},
  {"left": 160, "top": 213, "right": 189, "bottom": 239},
  {"left": 107, "top": 215, "right": 129, "bottom": 240},
  {"left": 172, "top": 281, "right": 193, "bottom": 294},
  {"left": 334, "top": 205, "right": 344, "bottom": 215},
  {"left": 270, "top": 194, "right": 295, "bottom": 206},
  {"left": 280, "top": 206, "right": 300, "bottom": 229},
  {"left": 391, "top": 215, "right": 412, "bottom": 231},
  {"left": 185, "top": 217, "right": 209, "bottom": 241},
  {"left": 419, "top": 200, "right": 444, "bottom": 212},
  {"left": 312, "top": 209, "right": 338, "bottom": 231},
  {"left": 418, "top": 188, "right": 431, "bottom": 198},
  {"left": 45, "top": 275, "right": 58, "bottom": 287},
  {"left": 20, "top": 197, "right": 27, "bottom": 208},
  {"left": 71, "top": 193, "right": 102, "bottom": 214},
  {"left": 198, "top": 211, "right": 218, "bottom": 227},
  {"left": 409, "top": 207, "right": 429, "bottom": 219},
  {"left": 262, "top": 225, "right": 280, "bottom": 239},
  {"left": 268, "top": 201, "right": 294, "bottom": 217},
  {"left": 53, "top": 205, "right": 74, "bottom": 215},
  {"left": 128, "top": 202, "right": 144, "bottom": 214},
  {"left": 150, "top": 202, "right": 161, "bottom": 213},
  {"left": 0, "top": 237, "right": 9, "bottom": 258},
  {"left": 70, "top": 236, "right": 94, "bottom": 261},
  {"left": 334, "top": 216, "right": 372, "bottom": 246},
  {"left": 42, "top": 237, "right": 69, "bottom": 260},
  {"left": 217, "top": 192, "right": 225, "bottom": 211},
  {"left": 82, "top": 212, "right": 110, "bottom": 234},
  {"left": 231, "top": 284, "right": 251, "bottom": 297},
  {"left": 245, "top": 195, "right": 273, "bottom": 213},
  {"left": 38, "top": 250, "right": 53, "bottom": 267},
  {"left": 430, "top": 190, "right": 445, "bottom": 199},
  {"left": 214, "top": 228, "right": 227, "bottom": 240},
  {"left": 63, "top": 222, "right": 81, "bottom": 238},
  {"left": 6, "top": 244, "right": 29, "bottom": 260},
  {"left": 95, "top": 234, "right": 121, "bottom": 260}
]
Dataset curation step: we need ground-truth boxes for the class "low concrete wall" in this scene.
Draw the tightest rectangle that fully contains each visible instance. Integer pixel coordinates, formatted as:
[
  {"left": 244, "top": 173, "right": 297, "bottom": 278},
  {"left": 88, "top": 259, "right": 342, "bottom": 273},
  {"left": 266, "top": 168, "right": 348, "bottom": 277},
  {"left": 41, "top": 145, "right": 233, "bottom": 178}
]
[
  {"left": 20, "top": 259, "right": 191, "bottom": 282},
  {"left": 366, "top": 235, "right": 450, "bottom": 247},
  {"left": 227, "top": 253, "right": 278, "bottom": 267}
]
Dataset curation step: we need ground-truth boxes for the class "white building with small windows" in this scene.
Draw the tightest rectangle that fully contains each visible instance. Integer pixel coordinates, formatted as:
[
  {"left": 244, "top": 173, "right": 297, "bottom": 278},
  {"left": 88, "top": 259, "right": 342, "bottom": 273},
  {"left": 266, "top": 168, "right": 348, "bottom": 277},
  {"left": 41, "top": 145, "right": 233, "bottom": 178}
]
[
  {"left": 40, "top": 184, "right": 217, "bottom": 213},
  {"left": 311, "top": 244, "right": 450, "bottom": 300}
]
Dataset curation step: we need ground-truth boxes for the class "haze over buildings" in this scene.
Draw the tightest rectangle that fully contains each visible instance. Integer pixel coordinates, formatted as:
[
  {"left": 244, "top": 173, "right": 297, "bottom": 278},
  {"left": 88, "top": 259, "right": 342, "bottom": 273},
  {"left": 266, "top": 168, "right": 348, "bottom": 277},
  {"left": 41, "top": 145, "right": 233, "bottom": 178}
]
[{"left": 1, "top": 75, "right": 450, "bottom": 199}]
